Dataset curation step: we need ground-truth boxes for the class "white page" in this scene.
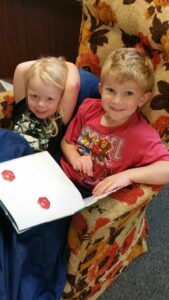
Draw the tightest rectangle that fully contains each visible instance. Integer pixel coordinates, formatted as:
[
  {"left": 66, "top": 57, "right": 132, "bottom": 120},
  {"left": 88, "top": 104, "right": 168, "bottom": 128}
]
[
  {"left": 84, "top": 186, "right": 127, "bottom": 207},
  {"left": 0, "top": 152, "right": 85, "bottom": 231}
]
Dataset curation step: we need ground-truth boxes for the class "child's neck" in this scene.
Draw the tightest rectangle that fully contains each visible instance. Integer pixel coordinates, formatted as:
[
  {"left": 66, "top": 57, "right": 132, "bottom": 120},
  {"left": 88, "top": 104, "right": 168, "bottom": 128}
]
[{"left": 101, "top": 113, "right": 135, "bottom": 128}]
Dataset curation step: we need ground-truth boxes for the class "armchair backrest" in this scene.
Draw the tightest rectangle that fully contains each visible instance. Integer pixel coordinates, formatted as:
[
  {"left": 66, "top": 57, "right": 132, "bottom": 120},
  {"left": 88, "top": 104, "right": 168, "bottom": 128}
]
[{"left": 76, "top": 0, "right": 169, "bottom": 150}]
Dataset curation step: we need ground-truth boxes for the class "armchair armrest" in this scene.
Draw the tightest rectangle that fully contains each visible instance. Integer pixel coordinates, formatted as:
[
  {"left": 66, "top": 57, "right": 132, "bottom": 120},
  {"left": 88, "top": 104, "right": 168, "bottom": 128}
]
[{"left": 63, "top": 183, "right": 162, "bottom": 299}]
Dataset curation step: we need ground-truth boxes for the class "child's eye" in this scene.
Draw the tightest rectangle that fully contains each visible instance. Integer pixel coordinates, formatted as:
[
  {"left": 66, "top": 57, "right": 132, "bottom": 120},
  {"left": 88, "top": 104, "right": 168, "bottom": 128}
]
[
  {"left": 29, "top": 94, "right": 37, "bottom": 99},
  {"left": 126, "top": 91, "right": 134, "bottom": 96},
  {"left": 48, "top": 97, "right": 55, "bottom": 101},
  {"left": 106, "top": 87, "right": 115, "bottom": 93}
]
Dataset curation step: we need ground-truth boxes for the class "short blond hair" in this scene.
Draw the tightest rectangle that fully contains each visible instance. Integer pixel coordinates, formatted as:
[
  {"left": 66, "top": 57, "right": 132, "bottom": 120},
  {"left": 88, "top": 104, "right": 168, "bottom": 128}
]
[
  {"left": 100, "top": 48, "right": 154, "bottom": 92},
  {"left": 25, "top": 56, "right": 68, "bottom": 137}
]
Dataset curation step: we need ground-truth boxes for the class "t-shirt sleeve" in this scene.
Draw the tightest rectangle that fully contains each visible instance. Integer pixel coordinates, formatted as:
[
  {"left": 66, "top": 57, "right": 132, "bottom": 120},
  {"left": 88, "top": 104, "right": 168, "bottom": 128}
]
[{"left": 133, "top": 131, "right": 169, "bottom": 166}]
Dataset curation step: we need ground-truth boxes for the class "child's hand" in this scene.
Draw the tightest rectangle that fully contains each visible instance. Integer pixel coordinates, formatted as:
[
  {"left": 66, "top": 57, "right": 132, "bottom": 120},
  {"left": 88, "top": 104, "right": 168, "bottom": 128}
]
[
  {"left": 72, "top": 155, "right": 93, "bottom": 177},
  {"left": 92, "top": 170, "right": 133, "bottom": 196}
]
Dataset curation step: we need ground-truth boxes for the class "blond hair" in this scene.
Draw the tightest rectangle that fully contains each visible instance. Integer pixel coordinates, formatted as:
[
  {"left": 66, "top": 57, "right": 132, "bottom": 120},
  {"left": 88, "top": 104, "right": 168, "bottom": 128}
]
[
  {"left": 100, "top": 48, "right": 154, "bottom": 92},
  {"left": 25, "top": 56, "right": 68, "bottom": 136}
]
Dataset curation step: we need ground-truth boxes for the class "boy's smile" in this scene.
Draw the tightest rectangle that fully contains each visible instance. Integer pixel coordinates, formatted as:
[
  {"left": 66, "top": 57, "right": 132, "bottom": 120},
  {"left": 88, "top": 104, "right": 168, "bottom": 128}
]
[{"left": 99, "top": 79, "right": 150, "bottom": 127}]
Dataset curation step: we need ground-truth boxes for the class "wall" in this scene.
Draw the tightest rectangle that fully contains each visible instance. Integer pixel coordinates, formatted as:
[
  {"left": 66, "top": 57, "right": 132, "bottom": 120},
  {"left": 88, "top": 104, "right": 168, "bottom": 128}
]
[{"left": 0, "top": 0, "right": 82, "bottom": 79}]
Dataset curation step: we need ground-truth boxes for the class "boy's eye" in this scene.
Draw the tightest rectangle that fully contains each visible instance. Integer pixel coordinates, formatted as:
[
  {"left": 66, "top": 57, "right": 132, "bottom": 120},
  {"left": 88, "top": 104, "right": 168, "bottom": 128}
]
[
  {"left": 106, "top": 87, "right": 115, "bottom": 93},
  {"left": 126, "top": 91, "right": 134, "bottom": 96},
  {"left": 48, "top": 97, "right": 54, "bottom": 101}
]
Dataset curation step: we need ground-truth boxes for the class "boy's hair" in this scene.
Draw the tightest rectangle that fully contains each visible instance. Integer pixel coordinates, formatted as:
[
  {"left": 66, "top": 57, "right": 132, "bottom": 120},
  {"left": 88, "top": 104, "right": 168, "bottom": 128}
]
[
  {"left": 25, "top": 56, "right": 68, "bottom": 137},
  {"left": 100, "top": 47, "right": 154, "bottom": 92}
]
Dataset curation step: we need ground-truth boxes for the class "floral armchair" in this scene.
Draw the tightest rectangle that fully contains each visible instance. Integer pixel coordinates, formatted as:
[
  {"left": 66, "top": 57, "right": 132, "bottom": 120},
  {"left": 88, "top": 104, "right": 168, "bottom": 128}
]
[
  {"left": 63, "top": 1, "right": 169, "bottom": 299},
  {"left": 0, "top": 1, "right": 169, "bottom": 299}
]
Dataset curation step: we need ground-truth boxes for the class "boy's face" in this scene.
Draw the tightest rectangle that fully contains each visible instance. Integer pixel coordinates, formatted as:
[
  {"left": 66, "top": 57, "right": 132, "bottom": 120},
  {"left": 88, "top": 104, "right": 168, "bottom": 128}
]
[{"left": 99, "top": 78, "right": 151, "bottom": 127}]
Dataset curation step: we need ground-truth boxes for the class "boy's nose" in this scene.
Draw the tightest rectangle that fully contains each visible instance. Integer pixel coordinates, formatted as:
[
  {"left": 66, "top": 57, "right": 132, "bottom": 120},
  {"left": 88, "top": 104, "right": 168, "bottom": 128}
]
[{"left": 113, "top": 94, "right": 122, "bottom": 103}]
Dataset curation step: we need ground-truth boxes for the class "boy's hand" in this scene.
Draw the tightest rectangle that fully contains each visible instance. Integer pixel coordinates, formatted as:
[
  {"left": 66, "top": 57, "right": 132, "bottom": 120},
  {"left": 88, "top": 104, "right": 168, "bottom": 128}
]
[
  {"left": 72, "top": 155, "right": 93, "bottom": 177},
  {"left": 93, "top": 170, "right": 132, "bottom": 196}
]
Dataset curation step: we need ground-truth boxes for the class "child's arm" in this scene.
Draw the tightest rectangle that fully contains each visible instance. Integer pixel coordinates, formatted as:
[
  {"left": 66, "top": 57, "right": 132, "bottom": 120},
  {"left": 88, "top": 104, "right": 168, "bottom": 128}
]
[
  {"left": 93, "top": 160, "right": 169, "bottom": 196},
  {"left": 61, "top": 136, "right": 93, "bottom": 176},
  {"left": 61, "top": 62, "right": 80, "bottom": 125},
  {"left": 13, "top": 61, "right": 35, "bottom": 103}
]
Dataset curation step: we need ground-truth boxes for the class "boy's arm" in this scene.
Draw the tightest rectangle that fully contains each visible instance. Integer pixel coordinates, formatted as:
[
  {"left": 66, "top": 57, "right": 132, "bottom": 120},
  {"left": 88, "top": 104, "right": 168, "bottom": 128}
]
[
  {"left": 127, "top": 160, "right": 169, "bottom": 185},
  {"left": 61, "top": 62, "right": 80, "bottom": 125},
  {"left": 93, "top": 161, "right": 169, "bottom": 196},
  {"left": 61, "top": 136, "right": 81, "bottom": 167},
  {"left": 61, "top": 136, "right": 93, "bottom": 176}
]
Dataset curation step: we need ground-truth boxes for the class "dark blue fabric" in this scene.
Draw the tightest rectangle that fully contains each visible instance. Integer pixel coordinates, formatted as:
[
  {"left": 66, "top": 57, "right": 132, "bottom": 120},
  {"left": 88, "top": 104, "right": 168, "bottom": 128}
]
[
  {"left": 0, "top": 128, "right": 33, "bottom": 162},
  {"left": 73, "top": 68, "right": 100, "bottom": 117},
  {"left": 0, "top": 208, "right": 71, "bottom": 300},
  {"left": 0, "top": 129, "right": 71, "bottom": 300}
]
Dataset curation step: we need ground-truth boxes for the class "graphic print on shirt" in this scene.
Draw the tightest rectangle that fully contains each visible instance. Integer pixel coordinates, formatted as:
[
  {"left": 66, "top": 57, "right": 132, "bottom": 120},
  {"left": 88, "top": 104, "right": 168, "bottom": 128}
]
[
  {"left": 77, "top": 126, "right": 125, "bottom": 186},
  {"left": 13, "top": 112, "right": 50, "bottom": 152}
]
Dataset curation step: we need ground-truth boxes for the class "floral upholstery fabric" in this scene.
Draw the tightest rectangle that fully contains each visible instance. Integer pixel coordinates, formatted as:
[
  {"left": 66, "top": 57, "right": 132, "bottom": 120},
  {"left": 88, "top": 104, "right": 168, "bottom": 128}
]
[
  {"left": 0, "top": 91, "right": 14, "bottom": 128},
  {"left": 63, "top": 1, "right": 169, "bottom": 299}
]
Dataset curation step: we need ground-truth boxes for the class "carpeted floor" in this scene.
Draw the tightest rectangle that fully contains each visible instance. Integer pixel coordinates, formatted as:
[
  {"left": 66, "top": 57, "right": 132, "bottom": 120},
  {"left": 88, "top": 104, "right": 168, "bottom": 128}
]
[{"left": 100, "top": 184, "right": 169, "bottom": 300}]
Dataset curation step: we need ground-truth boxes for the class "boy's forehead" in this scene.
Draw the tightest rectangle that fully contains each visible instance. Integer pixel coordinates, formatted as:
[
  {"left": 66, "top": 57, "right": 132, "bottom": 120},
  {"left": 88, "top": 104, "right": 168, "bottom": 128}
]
[
  {"left": 104, "top": 75, "right": 126, "bottom": 85},
  {"left": 104, "top": 77, "right": 143, "bottom": 89}
]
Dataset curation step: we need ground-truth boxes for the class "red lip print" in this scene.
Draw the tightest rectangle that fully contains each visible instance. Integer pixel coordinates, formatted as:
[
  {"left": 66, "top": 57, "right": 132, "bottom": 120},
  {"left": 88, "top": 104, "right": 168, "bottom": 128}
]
[
  {"left": 38, "top": 197, "right": 50, "bottom": 209},
  {"left": 1, "top": 170, "right": 15, "bottom": 182}
]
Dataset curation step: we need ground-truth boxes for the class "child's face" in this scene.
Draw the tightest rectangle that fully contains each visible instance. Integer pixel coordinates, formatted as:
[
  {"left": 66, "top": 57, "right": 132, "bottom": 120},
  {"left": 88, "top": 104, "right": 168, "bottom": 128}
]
[
  {"left": 99, "top": 78, "right": 151, "bottom": 127},
  {"left": 27, "top": 75, "right": 62, "bottom": 119}
]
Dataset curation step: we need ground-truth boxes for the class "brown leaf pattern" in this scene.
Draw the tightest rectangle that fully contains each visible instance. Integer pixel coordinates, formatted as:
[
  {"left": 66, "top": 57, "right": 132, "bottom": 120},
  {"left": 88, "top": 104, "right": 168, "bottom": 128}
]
[
  {"left": 123, "top": 0, "right": 136, "bottom": 4},
  {"left": 89, "top": 29, "right": 109, "bottom": 53},
  {"left": 151, "top": 81, "right": 169, "bottom": 112},
  {"left": 150, "top": 15, "right": 169, "bottom": 44}
]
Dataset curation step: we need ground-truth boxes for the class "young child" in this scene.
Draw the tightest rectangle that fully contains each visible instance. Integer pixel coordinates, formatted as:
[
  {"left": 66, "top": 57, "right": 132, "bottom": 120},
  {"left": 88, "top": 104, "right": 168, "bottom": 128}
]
[
  {"left": 60, "top": 47, "right": 169, "bottom": 197},
  {"left": 12, "top": 57, "right": 100, "bottom": 160},
  {"left": 11, "top": 56, "right": 68, "bottom": 158}
]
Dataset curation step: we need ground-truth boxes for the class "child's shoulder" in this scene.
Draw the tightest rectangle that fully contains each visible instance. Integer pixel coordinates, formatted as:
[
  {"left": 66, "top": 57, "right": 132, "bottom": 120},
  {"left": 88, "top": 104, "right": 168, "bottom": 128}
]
[
  {"left": 136, "top": 112, "right": 162, "bottom": 139},
  {"left": 79, "top": 98, "right": 101, "bottom": 111},
  {"left": 78, "top": 98, "right": 102, "bottom": 120}
]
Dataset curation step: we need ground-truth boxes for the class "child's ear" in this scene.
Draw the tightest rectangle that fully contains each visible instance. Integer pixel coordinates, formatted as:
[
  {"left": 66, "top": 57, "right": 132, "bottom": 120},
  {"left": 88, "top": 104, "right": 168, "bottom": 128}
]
[
  {"left": 98, "top": 82, "right": 103, "bottom": 95},
  {"left": 138, "top": 92, "right": 152, "bottom": 107}
]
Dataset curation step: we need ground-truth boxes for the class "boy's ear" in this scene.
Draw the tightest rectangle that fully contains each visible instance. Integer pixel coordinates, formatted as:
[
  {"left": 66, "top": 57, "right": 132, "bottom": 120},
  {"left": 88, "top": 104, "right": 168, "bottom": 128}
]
[
  {"left": 98, "top": 82, "right": 103, "bottom": 95},
  {"left": 138, "top": 92, "right": 152, "bottom": 107}
]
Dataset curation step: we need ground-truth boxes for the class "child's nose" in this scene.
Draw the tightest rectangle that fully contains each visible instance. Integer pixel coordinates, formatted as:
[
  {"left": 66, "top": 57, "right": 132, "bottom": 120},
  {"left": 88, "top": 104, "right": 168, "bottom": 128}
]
[
  {"left": 113, "top": 93, "right": 122, "bottom": 103},
  {"left": 37, "top": 99, "right": 45, "bottom": 107}
]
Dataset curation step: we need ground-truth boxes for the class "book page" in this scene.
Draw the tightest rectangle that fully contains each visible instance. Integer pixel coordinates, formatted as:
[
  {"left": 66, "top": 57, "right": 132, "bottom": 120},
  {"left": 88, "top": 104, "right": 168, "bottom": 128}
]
[
  {"left": 0, "top": 152, "right": 84, "bottom": 232},
  {"left": 84, "top": 186, "right": 126, "bottom": 207}
]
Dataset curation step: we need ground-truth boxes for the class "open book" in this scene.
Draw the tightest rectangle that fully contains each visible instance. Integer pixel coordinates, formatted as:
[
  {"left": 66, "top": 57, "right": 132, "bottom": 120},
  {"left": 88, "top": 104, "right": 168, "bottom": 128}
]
[{"left": 0, "top": 151, "right": 123, "bottom": 233}]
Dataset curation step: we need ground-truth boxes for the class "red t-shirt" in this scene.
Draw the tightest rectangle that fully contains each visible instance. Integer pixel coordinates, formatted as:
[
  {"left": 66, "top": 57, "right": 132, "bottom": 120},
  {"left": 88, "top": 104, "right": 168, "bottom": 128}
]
[{"left": 61, "top": 98, "right": 169, "bottom": 189}]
